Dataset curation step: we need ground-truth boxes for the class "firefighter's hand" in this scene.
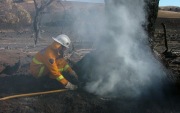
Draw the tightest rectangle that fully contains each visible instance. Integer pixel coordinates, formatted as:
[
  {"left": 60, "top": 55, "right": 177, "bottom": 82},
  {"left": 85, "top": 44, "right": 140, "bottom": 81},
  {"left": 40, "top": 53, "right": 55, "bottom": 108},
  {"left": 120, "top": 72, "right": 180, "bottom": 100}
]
[{"left": 65, "top": 82, "right": 78, "bottom": 90}]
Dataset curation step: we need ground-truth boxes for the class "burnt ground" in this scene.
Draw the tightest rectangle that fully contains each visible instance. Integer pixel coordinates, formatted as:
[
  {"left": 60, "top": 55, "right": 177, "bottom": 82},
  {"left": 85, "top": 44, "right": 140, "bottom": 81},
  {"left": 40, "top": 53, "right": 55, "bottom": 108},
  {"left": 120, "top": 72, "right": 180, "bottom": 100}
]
[{"left": 0, "top": 18, "right": 180, "bottom": 113}]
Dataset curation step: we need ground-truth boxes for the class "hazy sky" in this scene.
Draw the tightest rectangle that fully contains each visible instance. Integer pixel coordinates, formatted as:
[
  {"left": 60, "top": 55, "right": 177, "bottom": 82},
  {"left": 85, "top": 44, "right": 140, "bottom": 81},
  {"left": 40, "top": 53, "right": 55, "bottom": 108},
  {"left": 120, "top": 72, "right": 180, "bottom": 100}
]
[{"left": 67, "top": 0, "right": 180, "bottom": 6}]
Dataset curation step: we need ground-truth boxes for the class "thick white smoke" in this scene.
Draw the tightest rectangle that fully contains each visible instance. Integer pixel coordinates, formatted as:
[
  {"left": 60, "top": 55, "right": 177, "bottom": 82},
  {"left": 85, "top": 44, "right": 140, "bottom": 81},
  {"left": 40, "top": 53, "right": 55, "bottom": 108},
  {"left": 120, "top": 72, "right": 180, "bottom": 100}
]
[{"left": 72, "top": 0, "right": 166, "bottom": 98}]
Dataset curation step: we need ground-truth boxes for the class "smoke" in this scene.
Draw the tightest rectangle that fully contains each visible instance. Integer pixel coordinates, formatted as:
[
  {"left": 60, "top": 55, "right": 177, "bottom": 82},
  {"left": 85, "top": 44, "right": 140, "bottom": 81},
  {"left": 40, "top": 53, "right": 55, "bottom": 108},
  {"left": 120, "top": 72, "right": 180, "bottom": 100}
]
[
  {"left": 72, "top": 0, "right": 166, "bottom": 98},
  {"left": 71, "top": 2, "right": 105, "bottom": 41}
]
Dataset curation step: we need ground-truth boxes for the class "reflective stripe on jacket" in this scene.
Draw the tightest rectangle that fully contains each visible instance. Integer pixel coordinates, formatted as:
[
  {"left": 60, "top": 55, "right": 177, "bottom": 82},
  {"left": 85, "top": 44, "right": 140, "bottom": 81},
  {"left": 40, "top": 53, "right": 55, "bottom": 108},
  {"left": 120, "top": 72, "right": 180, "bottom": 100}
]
[
  {"left": 59, "top": 64, "right": 70, "bottom": 72},
  {"left": 32, "top": 57, "right": 45, "bottom": 77}
]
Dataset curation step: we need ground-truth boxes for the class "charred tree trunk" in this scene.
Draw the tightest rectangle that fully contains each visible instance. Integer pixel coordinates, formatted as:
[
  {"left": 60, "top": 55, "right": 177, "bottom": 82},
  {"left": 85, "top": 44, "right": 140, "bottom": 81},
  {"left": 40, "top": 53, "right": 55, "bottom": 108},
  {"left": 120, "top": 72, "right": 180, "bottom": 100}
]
[
  {"left": 145, "top": 0, "right": 160, "bottom": 48},
  {"left": 162, "top": 23, "right": 168, "bottom": 53},
  {"left": 33, "top": 0, "right": 54, "bottom": 45},
  {"left": 33, "top": 7, "right": 41, "bottom": 45},
  {"left": 147, "top": 0, "right": 159, "bottom": 36},
  {"left": 161, "top": 23, "right": 178, "bottom": 59}
]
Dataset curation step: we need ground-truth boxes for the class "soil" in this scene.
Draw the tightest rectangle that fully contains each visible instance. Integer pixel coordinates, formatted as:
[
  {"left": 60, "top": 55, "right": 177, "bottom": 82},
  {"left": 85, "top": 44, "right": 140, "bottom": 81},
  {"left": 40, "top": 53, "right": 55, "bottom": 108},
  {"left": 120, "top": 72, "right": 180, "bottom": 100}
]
[{"left": 0, "top": 26, "right": 180, "bottom": 113}]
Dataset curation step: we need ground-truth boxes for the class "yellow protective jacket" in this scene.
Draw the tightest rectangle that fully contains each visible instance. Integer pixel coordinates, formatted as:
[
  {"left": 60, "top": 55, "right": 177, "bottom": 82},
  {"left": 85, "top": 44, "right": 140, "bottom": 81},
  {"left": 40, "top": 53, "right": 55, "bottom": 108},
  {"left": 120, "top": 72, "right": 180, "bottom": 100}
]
[{"left": 30, "top": 41, "right": 74, "bottom": 86}]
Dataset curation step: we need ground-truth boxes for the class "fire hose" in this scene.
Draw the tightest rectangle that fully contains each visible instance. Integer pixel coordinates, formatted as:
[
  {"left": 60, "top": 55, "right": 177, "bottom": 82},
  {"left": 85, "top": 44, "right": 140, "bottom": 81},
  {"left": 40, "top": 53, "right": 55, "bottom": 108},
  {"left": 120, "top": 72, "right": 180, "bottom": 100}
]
[{"left": 0, "top": 89, "right": 68, "bottom": 101}]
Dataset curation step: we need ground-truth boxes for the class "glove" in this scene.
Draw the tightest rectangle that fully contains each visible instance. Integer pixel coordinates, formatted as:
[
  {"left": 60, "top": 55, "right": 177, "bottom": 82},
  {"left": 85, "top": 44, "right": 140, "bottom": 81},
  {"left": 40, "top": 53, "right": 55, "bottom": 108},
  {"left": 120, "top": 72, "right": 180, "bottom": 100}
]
[{"left": 65, "top": 82, "right": 78, "bottom": 90}]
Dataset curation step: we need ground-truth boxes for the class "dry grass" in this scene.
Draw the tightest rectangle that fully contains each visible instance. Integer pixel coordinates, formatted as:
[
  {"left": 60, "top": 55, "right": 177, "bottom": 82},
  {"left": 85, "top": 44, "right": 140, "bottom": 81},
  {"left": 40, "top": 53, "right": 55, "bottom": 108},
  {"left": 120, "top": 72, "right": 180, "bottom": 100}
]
[{"left": 158, "top": 10, "right": 180, "bottom": 18}]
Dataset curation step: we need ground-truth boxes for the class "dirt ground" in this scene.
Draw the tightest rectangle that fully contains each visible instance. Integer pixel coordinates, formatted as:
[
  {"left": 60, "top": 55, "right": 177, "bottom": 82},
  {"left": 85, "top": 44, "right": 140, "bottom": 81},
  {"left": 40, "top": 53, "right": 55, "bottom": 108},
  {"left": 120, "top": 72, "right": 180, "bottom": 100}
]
[{"left": 0, "top": 25, "right": 180, "bottom": 113}]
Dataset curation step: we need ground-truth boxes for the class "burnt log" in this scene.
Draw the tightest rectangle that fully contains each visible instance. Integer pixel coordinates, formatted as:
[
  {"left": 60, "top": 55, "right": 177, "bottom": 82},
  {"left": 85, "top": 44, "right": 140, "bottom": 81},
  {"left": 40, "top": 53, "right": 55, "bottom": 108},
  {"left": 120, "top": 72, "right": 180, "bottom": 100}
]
[{"left": 0, "top": 58, "right": 21, "bottom": 75}]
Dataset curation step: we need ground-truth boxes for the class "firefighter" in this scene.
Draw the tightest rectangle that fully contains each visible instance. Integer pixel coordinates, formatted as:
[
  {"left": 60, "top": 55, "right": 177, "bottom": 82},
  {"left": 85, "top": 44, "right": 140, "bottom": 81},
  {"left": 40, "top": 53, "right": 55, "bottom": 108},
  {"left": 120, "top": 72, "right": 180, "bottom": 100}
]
[{"left": 29, "top": 34, "right": 78, "bottom": 90}]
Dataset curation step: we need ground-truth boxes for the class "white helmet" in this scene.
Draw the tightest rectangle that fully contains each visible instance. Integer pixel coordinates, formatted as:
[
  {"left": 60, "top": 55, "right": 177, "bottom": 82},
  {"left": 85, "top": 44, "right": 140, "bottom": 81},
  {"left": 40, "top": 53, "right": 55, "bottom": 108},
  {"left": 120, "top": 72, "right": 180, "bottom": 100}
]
[{"left": 52, "top": 34, "right": 71, "bottom": 48}]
